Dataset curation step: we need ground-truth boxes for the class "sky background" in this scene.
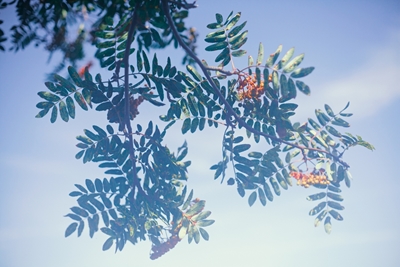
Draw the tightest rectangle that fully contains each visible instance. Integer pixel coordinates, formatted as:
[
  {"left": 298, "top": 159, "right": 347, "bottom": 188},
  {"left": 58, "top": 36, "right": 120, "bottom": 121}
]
[{"left": 1, "top": 0, "right": 400, "bottom": 266}]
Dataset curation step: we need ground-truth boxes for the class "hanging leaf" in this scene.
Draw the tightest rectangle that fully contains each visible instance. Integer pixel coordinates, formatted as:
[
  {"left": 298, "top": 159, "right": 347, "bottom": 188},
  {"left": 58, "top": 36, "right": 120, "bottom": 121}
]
[
  {"left": 102, "top": 237, "right": 114, "bottom": 251},
  {"left": 65, "top": 222, "right": 78, "bottom": 237},
  {"left": 50, "top": 105, "right": 58, "bottom": 123},
  {"left": 309, "top": 202, "right": 326, "bottom": 216},
  {"left": 307, "top": 192, "right": 326, "bottom": 201},
  {"left": 248, "top": 191, "right": 257, "bottom": 207},
  {"left": 199, "top": 228, "right": 209, "bottom": 241},
  {"left": 324, "top": 216, "right": 332, "bottom": 234},
  {"left": 258, "top": 187, "right": 267, "bottom": 206},
  {"left": 329, "top": 209, "right": 344, "bottom": 221}
]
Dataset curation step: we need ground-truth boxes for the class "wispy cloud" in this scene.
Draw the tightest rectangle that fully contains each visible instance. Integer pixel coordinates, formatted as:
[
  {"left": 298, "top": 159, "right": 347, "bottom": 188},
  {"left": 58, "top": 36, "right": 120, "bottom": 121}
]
[{"left": 314, "top": 30, "right": 400, "bottom": 118}]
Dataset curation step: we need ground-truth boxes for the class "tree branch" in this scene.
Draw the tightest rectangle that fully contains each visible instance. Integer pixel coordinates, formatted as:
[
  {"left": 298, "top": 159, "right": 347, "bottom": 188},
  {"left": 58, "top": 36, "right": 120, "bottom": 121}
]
[
  {"left": 123, "top": 2, "right": 146, "bottom": 200},
  {"left": 161, "top": 0, "right": 349, "bottom": 168}
]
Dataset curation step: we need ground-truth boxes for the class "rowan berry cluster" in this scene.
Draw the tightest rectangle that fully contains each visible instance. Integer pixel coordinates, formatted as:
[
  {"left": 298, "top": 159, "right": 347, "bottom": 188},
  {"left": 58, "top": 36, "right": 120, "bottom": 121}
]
[
  {"left": 237, "top": 73, "right": 266, "bottom": 100},
  {"left": 290, "top": 171, "right": 330, "bottom": 188},
  {"left": 150, "top": 234, "right": 181, "bottom": 260}
]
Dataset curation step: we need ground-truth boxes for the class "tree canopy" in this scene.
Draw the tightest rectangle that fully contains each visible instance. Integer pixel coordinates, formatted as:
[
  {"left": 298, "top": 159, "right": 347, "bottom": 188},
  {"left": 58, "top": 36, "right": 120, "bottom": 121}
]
[{"left": 1, "top": 0, "right": 374, "bottom": 260}]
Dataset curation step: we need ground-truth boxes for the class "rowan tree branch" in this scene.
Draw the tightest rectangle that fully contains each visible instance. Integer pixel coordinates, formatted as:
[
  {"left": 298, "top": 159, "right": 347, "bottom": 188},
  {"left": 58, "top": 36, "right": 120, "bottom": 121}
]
[
  {"left": 123, "top": 2, "right": 146, "bottom": 200},
  {"left": 161, "top": 0, "right": 349, "bottom": 168}
]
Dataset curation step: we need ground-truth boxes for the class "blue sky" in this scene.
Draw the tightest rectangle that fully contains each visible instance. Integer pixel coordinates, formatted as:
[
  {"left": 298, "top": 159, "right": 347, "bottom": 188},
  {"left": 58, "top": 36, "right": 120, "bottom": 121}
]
[{"left": 1, "top": 1, "right": 399, "bottom": 266}]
